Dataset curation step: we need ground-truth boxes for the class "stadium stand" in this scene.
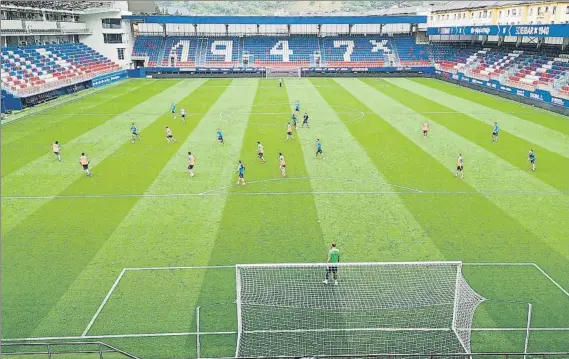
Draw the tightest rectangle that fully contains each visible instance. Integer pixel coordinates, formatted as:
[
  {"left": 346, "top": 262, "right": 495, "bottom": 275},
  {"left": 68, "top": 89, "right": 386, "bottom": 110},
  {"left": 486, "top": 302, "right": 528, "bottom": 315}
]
[
  {"left": 132, "top": 36, "right": 198, "bottom": 67},
  {"left": 243, "top": 36, "right": 318, "bottom": 68},
  {"left": 1, "top": 43, "right": 120, "bottom": 96},
  {"left": 392, "top": 36, "right": 431, "bottom": 66},
  {"left": 321, "top": 36, "right": 393, "bottom": 67},
  {"left": 200, "top": 37, "right": 239, "bottom": 67},
  {"left": 431, "top": 43, "right": 569, "bottom": 94},
  {"left": 132, "top": 35, "right": 433, "bottom": 68}
]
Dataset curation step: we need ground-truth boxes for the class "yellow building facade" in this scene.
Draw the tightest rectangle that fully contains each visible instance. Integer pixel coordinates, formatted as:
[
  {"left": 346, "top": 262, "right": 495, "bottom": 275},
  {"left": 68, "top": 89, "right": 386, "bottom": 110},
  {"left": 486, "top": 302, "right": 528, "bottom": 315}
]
[{"left": 429, "top": 1, "right": 569, "bottom": 27}]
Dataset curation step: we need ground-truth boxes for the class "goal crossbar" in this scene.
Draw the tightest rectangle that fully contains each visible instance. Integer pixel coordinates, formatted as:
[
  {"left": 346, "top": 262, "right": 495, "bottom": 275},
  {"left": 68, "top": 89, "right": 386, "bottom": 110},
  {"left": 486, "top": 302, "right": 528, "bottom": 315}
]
[{"left": 236, "top": 261, "right": 463, "bottom": 268}]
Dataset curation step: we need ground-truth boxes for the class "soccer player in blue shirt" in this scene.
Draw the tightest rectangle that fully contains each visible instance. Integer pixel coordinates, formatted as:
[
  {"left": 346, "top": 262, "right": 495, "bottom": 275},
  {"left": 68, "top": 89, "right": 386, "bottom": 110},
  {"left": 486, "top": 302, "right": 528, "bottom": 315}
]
[
  {"left": 492, "top": 122, "right": 500, "bottom": 142},
  {"left": 217, "top": 128, "right": 224, "bottom": 145},
  {"left": 235, "top": 160, "right": 246, "bottom": 186},
  {"left": 315, "top": 138, "right": 325, "bottom": 159},
  {"left": 528, "top": 149, "right": 536, "bottom": 171},
  {"left": 295, "top": 100, "right": 300, "bottom": 113},
  {"left": 130, "top": 123, "right": 142, "bottom": 144},
  {"left": 291, "top": 113, "right": 297, "bottom": 129},
  {"left": 171, "top": 103, "right": 177, "bottom": 119}
]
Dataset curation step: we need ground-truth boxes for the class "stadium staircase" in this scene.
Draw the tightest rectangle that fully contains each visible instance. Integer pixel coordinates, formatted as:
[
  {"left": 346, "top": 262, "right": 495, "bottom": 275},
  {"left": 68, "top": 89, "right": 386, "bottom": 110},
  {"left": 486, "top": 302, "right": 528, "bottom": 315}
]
[
  {"left": 1, "top": 43, "right": 120, "bottom": 97},
  {"left": 196, "top": 38, "right": 208, "bottom": 66},
  {"left": 238, "top": 37, "right": 245, "bottom": 66}
]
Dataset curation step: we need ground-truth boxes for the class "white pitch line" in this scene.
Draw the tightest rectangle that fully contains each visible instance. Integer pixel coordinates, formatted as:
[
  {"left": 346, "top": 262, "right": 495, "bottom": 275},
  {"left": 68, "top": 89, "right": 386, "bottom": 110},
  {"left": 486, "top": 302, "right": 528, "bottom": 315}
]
[
  {"left": 82, "top": 268, "right": 127, "bottom": 337},
  {"left": 4, "top": 327, "right": 569, "bottom": 342},
  {"left": 125, "top": 265, "right": 235, "bottom": 271},
  {"left": 4, "top": 189, "right": 566, "bottom": 200},
  {"left": 2, "top": 331, "right": 236, "bottom": 342},
  {"left": 465, "top": 262, "right": 569, "bottom": 299},
  {"left": 532, "top": 263, "right": 569, "bottom": 298}
]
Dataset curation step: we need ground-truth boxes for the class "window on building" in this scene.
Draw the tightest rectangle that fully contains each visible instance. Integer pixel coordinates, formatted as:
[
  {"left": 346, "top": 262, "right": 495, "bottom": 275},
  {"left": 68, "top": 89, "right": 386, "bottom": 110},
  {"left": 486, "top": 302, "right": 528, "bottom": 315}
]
[
  {"left": 537, "top": 6, "right": 541, "bottom": 14},
  {"left": 566, "top": 5, "right": 569, "bottom": 14},
  {"left": 103, "top": 33, "right": 122, "bottom": 44},
  {"left": 102, "top": 18, "right": 121, "bottom": 29},
  {"left": 529, "top": 8, "right": 533, "bottom": 15},
  {"left": 117, "top": 48, "right": 125, "bottom": 60},
  {"left": 499, "top": 10, "right": 502, "bottom": 17},
  {"left": 552, "top": 6, "right": 556, "bottom": 14},
  {"left": 545, "top": 6, "right": 548, "bottom": 13},
  {"left": 512, "top": 9, "right": 517, "bottom": 16}
]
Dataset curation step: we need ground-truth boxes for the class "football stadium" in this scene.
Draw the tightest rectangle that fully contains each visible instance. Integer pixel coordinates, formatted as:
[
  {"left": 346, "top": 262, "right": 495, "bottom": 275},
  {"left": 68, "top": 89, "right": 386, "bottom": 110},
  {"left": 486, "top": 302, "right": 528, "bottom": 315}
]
[{"left": 1, "top": 1, "right": 569, "bottom": 358}]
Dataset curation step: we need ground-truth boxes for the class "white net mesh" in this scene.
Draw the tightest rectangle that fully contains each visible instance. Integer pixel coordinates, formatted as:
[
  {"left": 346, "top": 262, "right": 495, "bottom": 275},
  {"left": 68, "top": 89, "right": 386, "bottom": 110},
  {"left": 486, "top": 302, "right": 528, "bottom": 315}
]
[
  {"left": 235, "top": 262, "right": 485, "bottom": 357},
  {"left": 265, "top": 67, "right": 301, "bottom": 78}
]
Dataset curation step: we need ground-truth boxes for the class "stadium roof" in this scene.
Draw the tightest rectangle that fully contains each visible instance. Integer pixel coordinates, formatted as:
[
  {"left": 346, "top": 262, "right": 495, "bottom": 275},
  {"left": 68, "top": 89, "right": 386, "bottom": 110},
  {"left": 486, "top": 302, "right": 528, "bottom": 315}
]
[{"left": 122, "top": 15, "right": 428, "bottom": 24}]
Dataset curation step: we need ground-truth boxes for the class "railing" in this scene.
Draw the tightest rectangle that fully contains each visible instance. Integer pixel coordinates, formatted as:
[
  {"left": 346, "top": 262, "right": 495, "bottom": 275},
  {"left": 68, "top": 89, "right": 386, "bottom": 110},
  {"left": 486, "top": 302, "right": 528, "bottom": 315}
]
[
  {"left": 5, "top": 68, "right": 119, "bottom": 98},
  {"left": 1, "top": 341, "right": 140, "bottom": 359}
]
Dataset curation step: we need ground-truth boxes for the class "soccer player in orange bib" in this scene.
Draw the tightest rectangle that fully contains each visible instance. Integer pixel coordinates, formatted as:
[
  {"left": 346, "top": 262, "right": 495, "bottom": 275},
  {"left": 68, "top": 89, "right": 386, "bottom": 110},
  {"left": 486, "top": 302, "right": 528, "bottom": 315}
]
[
  {"left": 455, "top": 153, "right": 464, "bottom": 179},
  {"left": 79, "top": 153, "right": 91, "bottom": 177},
  {"left": 187, "top": 152, "right": 196, "bottom": 177},
  {"left": 51, "top": 141, "right": 62, "bottom": 162},
  {"left": 279, "top": 152, "right": 286, "bottom": 177},
  {"left": 165, "top": 126, "right": 178, "bottom": 144},
  {"left": 285, "top": 123, "right": 294, "bottom": 141},
  {"left": 257, "top": 142, "right": 266, "bottom": 163}
]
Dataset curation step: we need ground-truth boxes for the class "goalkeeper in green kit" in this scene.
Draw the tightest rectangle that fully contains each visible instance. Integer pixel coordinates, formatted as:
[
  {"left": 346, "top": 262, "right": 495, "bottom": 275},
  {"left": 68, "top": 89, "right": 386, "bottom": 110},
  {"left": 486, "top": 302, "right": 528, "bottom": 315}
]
[{"left": 323, "top": 243, "right": 340, "bottom": 285}]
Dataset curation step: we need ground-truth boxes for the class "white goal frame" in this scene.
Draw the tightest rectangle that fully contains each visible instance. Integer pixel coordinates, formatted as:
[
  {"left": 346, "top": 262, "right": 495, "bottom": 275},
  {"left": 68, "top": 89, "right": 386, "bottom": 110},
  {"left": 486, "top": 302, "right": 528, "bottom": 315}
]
[
  {"left": 265, "top": 67, "right": 301, "bottom": 78},
  {"left": 235, "top": 261, "right": 485, "bottom": 358}
]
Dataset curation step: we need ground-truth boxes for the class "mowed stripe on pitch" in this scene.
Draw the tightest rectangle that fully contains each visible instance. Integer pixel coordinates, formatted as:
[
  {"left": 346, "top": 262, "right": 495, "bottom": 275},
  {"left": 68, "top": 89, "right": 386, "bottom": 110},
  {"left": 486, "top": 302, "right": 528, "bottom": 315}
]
[
  {"left": 1, "top": 80, "right": 171, "bottom": 176},
  {"left": 358, "top": 78, "right": 569, "bottom": 263},
  {"left": 1, "top": 80, "right": 229, "bottom": 339},
  {"left": 375, "top": 78, "right": 568, "bottom": 191},
  {"left": 0, "top": 80, "right": 150, "bottom": 145},
  {"left": 30, "top": 79, "right": 258, "bottom": 341},
  {"left": 412, "top": 77, "right": 569, "bottom": 135},
  {"left": 194, "top": 80, "right": 327, "bottom": 355},
  {"left": 285, "top": 79, "right": 444, "bottom": 261},
  {"left": 1, "top": 80, "right": 206, "bottom": 235},
  {"left": 388, "top": 78, "right": 569, "bottom": 157},
  {"left": 342, "top": 78, "right": 569, "bottom": 312}
]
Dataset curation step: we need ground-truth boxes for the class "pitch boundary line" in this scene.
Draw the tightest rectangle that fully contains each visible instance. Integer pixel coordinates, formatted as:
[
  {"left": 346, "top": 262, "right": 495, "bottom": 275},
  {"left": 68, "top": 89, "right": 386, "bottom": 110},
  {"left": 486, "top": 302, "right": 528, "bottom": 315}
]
[{"left": 5, "top": 326, "right": 569, "bottom": 342}]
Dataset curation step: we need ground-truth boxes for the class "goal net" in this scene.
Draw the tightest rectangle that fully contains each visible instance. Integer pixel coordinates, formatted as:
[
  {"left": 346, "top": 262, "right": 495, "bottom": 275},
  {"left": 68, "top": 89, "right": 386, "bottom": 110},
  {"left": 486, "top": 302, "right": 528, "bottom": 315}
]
[
  {"left": 265, "top": 67, "right": 301, "bottom": 78},
  {"left": 235, "top": 262, "right": 485, "bottom": 357}
]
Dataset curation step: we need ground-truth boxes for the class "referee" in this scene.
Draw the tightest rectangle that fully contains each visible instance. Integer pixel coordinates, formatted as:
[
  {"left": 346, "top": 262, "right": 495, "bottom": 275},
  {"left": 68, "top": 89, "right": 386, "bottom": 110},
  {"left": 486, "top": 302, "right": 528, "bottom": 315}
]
[{"left": 323, "top": 243, "right": 340, "bottom": 285}]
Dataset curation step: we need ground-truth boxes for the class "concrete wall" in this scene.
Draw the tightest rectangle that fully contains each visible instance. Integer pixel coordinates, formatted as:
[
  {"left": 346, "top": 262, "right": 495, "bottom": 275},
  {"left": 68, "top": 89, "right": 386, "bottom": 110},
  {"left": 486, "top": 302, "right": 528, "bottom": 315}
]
[{"left": 80, "top": 10, "right": 133, "bottom": 68}]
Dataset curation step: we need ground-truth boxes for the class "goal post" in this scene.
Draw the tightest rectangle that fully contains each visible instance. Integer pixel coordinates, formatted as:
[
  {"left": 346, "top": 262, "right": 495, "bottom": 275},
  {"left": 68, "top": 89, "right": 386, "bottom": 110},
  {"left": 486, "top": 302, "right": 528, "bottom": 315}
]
[
  {"left": 265, "top": 67, "right": 301, "bottom": 79},
  {"left": 235, "top": 262, "right": 485, "bottom": 358}
]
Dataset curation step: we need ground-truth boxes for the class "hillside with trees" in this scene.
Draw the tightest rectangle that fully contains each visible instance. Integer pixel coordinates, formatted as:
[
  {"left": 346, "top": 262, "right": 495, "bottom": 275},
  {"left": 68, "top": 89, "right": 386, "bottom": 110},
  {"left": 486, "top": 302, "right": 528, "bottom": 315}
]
[{"left": 156, "top": 1, "right": 431, "bottom": 16}]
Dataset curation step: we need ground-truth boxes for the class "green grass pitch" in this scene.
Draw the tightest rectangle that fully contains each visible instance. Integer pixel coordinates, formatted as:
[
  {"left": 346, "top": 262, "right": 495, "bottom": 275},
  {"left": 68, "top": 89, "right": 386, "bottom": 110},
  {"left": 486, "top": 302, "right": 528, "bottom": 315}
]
[{"left": 2, "top": 77, "right": 569, "bottom": 359}]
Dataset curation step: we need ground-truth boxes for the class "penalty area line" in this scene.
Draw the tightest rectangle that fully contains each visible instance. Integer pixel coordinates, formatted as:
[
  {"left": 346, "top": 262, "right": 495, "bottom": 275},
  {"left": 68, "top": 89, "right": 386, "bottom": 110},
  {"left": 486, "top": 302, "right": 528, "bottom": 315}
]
[
  {"left": 82, "top": 268, "right": 127, "bottom": 337},
  {"left": 465, "top": 262, "right": 569, "bottom": 299}
]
